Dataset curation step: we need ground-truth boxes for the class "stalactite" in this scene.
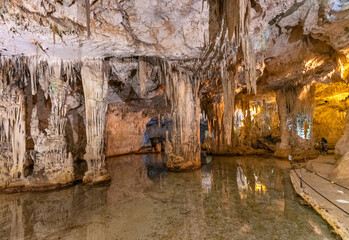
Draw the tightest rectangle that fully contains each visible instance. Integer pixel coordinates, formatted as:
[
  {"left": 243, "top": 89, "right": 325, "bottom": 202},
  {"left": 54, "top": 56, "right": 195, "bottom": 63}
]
[
  {"left": 51, "top": 24, "right": 56, "bottom": 45},
  {"left": 85, "top": 0, "right": 91, "bottom": 38},
  {"left": 138, "top": 57, "right": 147, "bottom": 97},
  {"left": 242, "top": 35, "right": 257, "bottom": 94}
]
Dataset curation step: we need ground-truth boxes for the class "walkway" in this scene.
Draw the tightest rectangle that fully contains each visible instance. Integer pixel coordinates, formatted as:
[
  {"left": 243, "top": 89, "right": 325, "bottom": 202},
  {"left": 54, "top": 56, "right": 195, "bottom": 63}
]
[{"left": 290, "top": 156, "right": 349, "bottom": 240}]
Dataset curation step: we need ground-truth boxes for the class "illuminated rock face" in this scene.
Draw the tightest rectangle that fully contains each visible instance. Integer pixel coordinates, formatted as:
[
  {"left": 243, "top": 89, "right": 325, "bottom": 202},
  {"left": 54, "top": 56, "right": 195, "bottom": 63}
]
[{"left": 332, "top": 109, "right": 349, "bottom": 182}]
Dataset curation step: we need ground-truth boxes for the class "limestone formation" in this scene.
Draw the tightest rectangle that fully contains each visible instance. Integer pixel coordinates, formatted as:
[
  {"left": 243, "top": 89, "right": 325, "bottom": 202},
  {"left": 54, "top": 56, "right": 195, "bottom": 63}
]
[
  {"left": 164, "top": 66, "right": 201, "bottom": 171},
  {"left": 80, "top": 60, "right": 110, "bottom": 184}
]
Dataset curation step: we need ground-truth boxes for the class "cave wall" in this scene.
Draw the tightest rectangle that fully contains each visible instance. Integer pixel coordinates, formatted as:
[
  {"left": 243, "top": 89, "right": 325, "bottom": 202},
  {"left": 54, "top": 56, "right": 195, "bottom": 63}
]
[
  {"left": 106, "top": 106, "right": 150, "bottom": 157},
  {"left": 313, "top": 83, "right": 349, "bottom": 150}
]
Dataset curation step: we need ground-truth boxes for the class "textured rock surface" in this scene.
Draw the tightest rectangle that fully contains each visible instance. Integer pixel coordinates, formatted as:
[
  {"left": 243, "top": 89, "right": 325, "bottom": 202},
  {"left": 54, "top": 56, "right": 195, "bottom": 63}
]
[
  {"left": 333, "top": 109, "right": 349, "bottom": 181},
  {"left": 106, "top": 106, "right": 150, "bottom": 157},
  {"left": 0, "top": 0, "right": 209, "bottom": 58}
]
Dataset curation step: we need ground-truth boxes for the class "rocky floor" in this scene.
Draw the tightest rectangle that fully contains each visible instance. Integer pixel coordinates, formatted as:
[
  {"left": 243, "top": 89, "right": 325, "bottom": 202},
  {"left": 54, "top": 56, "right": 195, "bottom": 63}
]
[{"left": 290, "top": 155, "right": 349, "bottom": 239}]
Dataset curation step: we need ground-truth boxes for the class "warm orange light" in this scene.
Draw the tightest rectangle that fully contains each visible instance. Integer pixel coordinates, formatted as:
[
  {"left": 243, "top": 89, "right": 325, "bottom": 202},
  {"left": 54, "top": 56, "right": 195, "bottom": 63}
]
[
  {"left": 338, "top": 58, "right": 349, "bottom": 80},
  {"left": 325, "top": 92, "right": 349, "bottom": 101},
  {"left": 303, "top": 58, "right": 325, "bottom": 73},
  {"left": 255, "top": 182, "right": 266, "bottom": 193}
]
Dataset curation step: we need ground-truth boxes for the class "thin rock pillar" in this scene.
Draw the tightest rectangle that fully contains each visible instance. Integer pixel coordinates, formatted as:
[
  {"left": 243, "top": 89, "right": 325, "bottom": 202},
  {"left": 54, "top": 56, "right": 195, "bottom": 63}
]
[
  {"left": 274, "top": 89, "right": 291, "bottom": 158},
  {"left": 81, "top": 61, "right": 110, "bottom": 184}
]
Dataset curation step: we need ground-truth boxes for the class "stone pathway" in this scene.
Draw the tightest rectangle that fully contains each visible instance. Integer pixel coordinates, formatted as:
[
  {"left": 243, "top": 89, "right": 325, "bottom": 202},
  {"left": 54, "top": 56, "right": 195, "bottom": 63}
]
[{"left": 290, "top": 157, "right": 349, "bottom": 240}]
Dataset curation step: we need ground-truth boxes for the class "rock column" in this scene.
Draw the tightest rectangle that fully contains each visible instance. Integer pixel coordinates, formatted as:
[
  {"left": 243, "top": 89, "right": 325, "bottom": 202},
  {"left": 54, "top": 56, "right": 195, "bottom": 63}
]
[
  {"left": 165, "top": 71, "right": 201, "bottom": 171},
  {"left": 274, "top": 89, "right": 291, "bottom": 158},
  {"left": 81, "top": 61, "right": 110, "bottom": 183}
]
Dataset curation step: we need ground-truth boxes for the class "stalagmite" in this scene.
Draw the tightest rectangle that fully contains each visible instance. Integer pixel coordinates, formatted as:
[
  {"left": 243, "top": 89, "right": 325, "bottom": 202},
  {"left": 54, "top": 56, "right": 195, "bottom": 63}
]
[{"left": 81, "top": 60, "right": 110, "bottom": 184}]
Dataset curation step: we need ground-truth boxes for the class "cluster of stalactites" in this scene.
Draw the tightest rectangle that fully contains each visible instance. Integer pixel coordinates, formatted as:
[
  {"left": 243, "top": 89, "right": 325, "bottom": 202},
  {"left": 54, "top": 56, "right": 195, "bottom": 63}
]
[
  {"left": 204, "top": 0, "right": 256, "bottom": 93},
  {"left": 26, "top": 56, "right": 81, "bottom": 98},
  {"left": 226, "top": 0, "right": 256, "bottom": 94},
  {"left": 0, "top": 56, "right": 27, "bottom": 91},
  {"left": 0, "top": 90, "right": 26, "bottom": 180},
  {"left": 0, "top": 57, "right": 27, "bottom": 180},
  {"left": 0, "top": 56, "right": 82, "bottom": 97},
  {"left": 199, "top": 0, "right": 256, "bottom": 151},
  {"left": 281, "top": 84, "right": 315, "bottom": 121}
]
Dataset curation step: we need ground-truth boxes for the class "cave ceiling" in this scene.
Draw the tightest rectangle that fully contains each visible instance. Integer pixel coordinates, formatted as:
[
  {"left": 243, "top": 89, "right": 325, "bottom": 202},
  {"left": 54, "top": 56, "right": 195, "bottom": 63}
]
[{"left": 0, "top": 0, "right": 348, "bottom": 92}]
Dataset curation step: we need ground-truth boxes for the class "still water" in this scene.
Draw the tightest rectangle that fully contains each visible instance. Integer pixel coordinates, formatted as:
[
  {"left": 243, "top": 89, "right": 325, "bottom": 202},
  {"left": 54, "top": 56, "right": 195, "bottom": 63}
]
[{"left": 0, "top": 155, "right": 339, "bottom": 240}]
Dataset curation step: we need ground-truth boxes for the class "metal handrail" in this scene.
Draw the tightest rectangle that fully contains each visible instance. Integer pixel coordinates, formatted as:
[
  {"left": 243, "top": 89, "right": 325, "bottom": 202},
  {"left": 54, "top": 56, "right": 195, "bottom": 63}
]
[
  {"left": 291, "top": 164, "right": 349, "bottom": 216},
  {"left": 303, "top": 167, "right": 349, "bottom": 191}
]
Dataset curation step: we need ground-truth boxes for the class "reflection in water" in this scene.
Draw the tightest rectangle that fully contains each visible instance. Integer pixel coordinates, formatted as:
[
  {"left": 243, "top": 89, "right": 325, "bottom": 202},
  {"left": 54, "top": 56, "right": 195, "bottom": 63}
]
[{"left": 0, "top": 155, "right": 340, "bottom": 240}]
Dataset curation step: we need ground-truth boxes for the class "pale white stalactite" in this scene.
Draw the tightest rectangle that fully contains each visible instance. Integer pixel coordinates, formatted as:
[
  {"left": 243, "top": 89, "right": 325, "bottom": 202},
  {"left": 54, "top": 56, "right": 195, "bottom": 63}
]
[
  {"left": 138, "top": 57, "right": 147, "bottom": 97},
  {"left": 241, "top": 34, "right": 257, "bottom": 94},
  {"left": 28, "top": 57, "right": 38, "bottom": 95},
  {"left": 81, "top": 60, "right": 110, "bottom": 183}
]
